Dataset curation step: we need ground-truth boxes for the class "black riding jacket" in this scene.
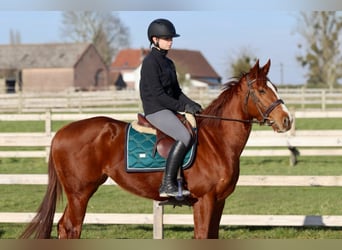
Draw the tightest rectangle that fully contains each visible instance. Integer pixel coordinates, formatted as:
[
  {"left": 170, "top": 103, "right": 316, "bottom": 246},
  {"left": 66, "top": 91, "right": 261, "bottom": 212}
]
[{"left": 139, "top": 47, "right": 196, "bottom": 116}]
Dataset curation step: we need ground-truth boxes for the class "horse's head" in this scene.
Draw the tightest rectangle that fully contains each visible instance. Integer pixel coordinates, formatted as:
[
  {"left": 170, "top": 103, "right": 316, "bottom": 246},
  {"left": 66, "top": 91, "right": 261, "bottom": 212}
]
[{"left": 244, "top": 59, "right": 292, "bottom": 132}]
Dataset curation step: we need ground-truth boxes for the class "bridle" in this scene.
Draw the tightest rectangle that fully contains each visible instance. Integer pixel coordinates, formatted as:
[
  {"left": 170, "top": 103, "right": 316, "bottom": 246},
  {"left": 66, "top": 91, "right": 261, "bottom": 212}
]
[
  {"left": 195, "top": 76, "right": 284, "bottom": 126},
  {"left": 244, "top": 76, "right": 284, "bottom": 125}
]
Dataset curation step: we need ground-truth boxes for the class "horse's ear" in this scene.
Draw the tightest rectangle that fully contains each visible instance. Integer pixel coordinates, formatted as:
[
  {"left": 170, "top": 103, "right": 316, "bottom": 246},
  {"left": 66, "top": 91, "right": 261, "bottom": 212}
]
[
  {"left": 262, "top": 59, "right": 271, "bottom": 75},
  {"left": 253, "top": 59, "right": 260, "bottom": 70},
  {"left": 250, "top": 59, "right": 260, "bottom": 75}
]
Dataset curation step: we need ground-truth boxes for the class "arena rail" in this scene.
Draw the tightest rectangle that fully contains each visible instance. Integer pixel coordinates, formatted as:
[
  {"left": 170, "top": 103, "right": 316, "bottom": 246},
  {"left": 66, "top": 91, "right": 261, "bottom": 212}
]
[{"left": 1, "top": 88, "right": 342, "bottom": 113}]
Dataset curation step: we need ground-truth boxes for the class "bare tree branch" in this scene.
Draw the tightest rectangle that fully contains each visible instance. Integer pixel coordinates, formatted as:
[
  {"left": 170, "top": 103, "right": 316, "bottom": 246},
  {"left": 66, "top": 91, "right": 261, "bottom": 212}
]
[
  {"left": 296, "top": 11, "right": 342, "bottom": 88},
  {"left": 61, "top": 11, "right": 130, "bottom": 66}
]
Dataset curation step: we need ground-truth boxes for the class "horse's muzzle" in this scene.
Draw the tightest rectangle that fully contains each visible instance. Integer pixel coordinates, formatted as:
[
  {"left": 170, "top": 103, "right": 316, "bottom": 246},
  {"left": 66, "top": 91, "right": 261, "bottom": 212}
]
[{"left": 272, "top": 113, "right": 292, "bottom": 133}]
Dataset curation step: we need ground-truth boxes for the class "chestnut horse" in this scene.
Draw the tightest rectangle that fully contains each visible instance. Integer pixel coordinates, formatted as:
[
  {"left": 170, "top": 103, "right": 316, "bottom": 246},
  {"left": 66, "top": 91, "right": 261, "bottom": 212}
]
[{"left": 20, "top": 59, "right": 292, "bottom": 239}]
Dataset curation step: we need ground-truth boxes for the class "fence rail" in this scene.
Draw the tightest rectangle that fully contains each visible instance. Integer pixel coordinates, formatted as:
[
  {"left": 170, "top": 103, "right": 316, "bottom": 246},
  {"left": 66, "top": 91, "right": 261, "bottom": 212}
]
[
  {"left": 0, "top": 130, "right": 341, "bottom": 159},
  {"left": 1, "top": 88, "right": 342, "bottom": 113},
  {"left": 2, "top": 213, "right": 342, "bottom": 228},
  {"left": 2, "top": 174, "right": 342, "bottom": 187}
]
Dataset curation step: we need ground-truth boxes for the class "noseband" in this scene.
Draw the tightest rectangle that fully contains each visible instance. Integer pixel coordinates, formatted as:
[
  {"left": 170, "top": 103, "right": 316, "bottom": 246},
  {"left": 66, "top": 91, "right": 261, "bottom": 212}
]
[{"left": 245, "top": 77, "right": 284, "bottom": 125}]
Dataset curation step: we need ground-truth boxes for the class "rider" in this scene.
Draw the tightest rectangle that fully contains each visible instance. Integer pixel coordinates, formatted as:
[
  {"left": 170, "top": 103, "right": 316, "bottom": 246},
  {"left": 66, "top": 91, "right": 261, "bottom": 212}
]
[{"left": 139, "top": 18, "right": 203, "bottom": 197}]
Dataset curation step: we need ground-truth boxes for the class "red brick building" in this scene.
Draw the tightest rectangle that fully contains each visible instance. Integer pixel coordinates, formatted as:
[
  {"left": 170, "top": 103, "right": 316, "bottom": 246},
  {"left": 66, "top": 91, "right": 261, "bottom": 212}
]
[{"left": 0, "top": 43, "right": 109, "bottom": 93}]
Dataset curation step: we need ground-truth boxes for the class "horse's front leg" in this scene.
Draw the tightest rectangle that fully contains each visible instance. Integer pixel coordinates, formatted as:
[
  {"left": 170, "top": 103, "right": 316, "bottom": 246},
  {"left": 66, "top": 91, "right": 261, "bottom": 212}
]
[{"left": 193, "top": 194, "right": 225, "bottom": 239}]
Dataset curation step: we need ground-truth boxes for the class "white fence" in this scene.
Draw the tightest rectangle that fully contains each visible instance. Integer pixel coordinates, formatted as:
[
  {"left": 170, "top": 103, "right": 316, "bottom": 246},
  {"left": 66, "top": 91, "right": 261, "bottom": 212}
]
[
  {"left": 1, "top": 110, "right": 342, "bottom": 238},
  {"left": 1, "top": 88, "right": 342, "bottom": 113}
]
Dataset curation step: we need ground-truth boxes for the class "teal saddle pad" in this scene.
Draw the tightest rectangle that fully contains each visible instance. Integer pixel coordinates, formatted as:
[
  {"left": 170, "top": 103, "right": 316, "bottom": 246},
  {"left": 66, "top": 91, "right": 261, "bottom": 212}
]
[{"left": 125, "top": 124, "right": 196, "bottom": 172}]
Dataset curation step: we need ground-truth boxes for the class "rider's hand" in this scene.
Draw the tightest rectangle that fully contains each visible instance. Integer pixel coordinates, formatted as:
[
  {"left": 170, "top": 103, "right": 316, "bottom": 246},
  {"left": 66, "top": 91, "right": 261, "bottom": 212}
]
[{"left": 185, "top": 103, "right": 203, "bottom": 114}]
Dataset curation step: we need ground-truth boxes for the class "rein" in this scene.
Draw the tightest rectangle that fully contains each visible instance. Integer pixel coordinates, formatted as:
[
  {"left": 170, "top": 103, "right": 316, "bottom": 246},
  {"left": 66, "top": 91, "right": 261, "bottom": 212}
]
[
  {"left": 194, "top": 76, "right": 284, "bottom": 126},
  {"left": 194, "top": 113, "right": 263, "bottom": 124}
]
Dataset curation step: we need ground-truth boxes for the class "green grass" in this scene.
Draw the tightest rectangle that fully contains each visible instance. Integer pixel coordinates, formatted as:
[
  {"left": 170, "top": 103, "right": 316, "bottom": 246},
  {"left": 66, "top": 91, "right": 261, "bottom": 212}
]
[
  {"left": 1, "top": 183, "right": 341, "bottom": 215},
  {"left": 293, "top": 118, "right": 342, "bottom": 130},
  {"left": 70, "top": 224, "right": 342, "bottom": 239},
  {"left": 3, "top": 223, "right": 342, "bottom": 239},
  {"left": 0, "top": 120, "right": 72, "bottom": 132},
  {"left": 240, "top": 156, "right": 342, "bottom": 175},
  {"left": 0, "top": 158, "right": 46, "bottom": 174}
]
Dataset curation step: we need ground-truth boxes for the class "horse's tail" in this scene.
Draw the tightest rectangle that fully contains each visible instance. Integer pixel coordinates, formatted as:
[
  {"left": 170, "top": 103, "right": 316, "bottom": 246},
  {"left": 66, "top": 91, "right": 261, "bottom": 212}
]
[{"left": 20, "top": 150, "right": 62, "bottom": 239}]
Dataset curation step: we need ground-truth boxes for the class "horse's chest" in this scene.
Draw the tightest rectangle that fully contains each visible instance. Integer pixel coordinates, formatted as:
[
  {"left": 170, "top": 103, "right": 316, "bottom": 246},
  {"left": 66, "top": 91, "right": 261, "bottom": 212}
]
[
  {"left": 214, "top": 164, "right": 239, "bottom": 199},
  {"left": 215, "top": 177, "right": 238, "bottom": 200}
]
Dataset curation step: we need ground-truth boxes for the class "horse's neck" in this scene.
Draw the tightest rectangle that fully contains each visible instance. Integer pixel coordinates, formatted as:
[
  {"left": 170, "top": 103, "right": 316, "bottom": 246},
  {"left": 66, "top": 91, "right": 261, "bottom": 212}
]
[
  {"left": 199, "top": 87, "right": 253, "bottom": 152},
  {"left": 219, "top": 94, "right": 253, "bottom": 149}
]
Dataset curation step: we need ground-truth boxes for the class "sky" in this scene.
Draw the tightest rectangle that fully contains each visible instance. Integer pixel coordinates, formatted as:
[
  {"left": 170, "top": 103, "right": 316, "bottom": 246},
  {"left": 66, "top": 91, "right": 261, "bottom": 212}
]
[{"left": 0, "top": 10, "right": 328, "bottom": 85}]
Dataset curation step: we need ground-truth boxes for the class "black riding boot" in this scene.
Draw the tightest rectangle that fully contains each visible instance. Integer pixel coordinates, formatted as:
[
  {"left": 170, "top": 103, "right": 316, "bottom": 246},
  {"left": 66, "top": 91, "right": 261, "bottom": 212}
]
[{"left": 159, "top": 140, "right": 190, "bottom": 197}]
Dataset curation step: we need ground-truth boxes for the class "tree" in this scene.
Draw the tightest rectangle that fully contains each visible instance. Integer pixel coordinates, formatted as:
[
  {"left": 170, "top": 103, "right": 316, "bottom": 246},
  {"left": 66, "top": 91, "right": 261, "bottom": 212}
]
[
  {"left": 296, "top": 12, "right": 342, "bottom": 89},
  {"left": 61, "top": 11, "right": 130, "bottom": 66},
  {"left": 227, "top": 47, "right": 257, "bottom": 78}
]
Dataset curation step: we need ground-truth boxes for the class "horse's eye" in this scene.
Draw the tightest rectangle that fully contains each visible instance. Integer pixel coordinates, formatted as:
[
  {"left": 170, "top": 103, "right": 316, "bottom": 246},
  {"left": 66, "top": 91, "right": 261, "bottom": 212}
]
[{"left": 258, "top": 88, "right": 266, "bottom": 94}]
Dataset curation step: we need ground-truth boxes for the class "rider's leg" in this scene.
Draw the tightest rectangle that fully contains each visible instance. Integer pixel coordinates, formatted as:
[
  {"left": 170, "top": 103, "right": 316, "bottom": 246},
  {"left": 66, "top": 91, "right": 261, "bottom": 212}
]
[
  {"left": 159, "top": 140, "right": 190, "bottom": 197},
  {"left": 146, "top": 110, "right": 192, "bottom": 197}
]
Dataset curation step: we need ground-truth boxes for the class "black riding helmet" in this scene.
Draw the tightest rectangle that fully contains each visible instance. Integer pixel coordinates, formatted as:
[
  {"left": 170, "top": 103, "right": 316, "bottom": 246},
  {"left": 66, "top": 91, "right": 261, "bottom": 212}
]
[{"left": 147, "top": 18, "right": 180, "bottom": 44}]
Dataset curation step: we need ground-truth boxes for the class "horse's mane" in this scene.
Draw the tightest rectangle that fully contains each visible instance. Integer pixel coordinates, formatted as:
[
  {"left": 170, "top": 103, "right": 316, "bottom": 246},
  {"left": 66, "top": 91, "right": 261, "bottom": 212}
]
[{"left": 198, "top": 73, "right": 246, "bottom": 128}]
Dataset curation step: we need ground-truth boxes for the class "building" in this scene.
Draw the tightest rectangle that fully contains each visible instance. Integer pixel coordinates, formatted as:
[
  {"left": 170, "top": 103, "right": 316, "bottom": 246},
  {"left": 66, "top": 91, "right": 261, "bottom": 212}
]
[
  {"left": 0, "top": 43, "right": 109, "bottom": 93},
  {"left": 111, "top": 48, "right": 221, "bottom": 90}
]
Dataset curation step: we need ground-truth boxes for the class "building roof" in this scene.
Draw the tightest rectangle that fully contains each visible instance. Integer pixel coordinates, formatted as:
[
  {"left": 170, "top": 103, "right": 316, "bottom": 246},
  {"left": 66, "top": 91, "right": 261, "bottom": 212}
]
[
  {"left": 168, "top": 49, "right": 220, "bottom": 79},
  {"left": 111, "top": 48, "right": 148, "bottom": 70},
  {"left": 111, "top": 48, "right": 221, "bottom": 80},
  {"left": 0, "top": 43, "right": 92, "bottom": 69}
]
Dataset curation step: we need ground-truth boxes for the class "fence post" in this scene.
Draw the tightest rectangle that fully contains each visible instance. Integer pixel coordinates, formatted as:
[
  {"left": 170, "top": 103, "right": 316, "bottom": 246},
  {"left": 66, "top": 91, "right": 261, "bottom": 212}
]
[
  {"left": 78, "top": 91, "right": 83, "bottom": 114},
  {"left": 18, "top": 91, "right": 23, "bottom": 113},
  {"left": 301, "top": 87, "right": 305, "bottom": 109},
  {"left": 67, "top": 90, "right": 71, "bottom": 110},
  {"left": 289, "top": 108, "right": 296, "bottom": 136},
  {"left": 321, "top": 90, "right": 326, "bottom": 111},
  {"left": 45, "top": 110, "right": 52, "bottom": 162},
  {"left": 153, "top": 200, "right": 164, "bottom": 239},
  {"left": 288, "top": 108, "right": 298, "bottom": 166}
]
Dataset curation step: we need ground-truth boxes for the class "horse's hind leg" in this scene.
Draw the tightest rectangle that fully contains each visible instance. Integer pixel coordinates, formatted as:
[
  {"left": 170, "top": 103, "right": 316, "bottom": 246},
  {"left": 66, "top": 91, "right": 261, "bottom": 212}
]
[
  {"left": 57, "top": 184, "right": 102, "bottom": 239},
  {"left": 57, "top": 201, "right": 85, "bottom": 238}
]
